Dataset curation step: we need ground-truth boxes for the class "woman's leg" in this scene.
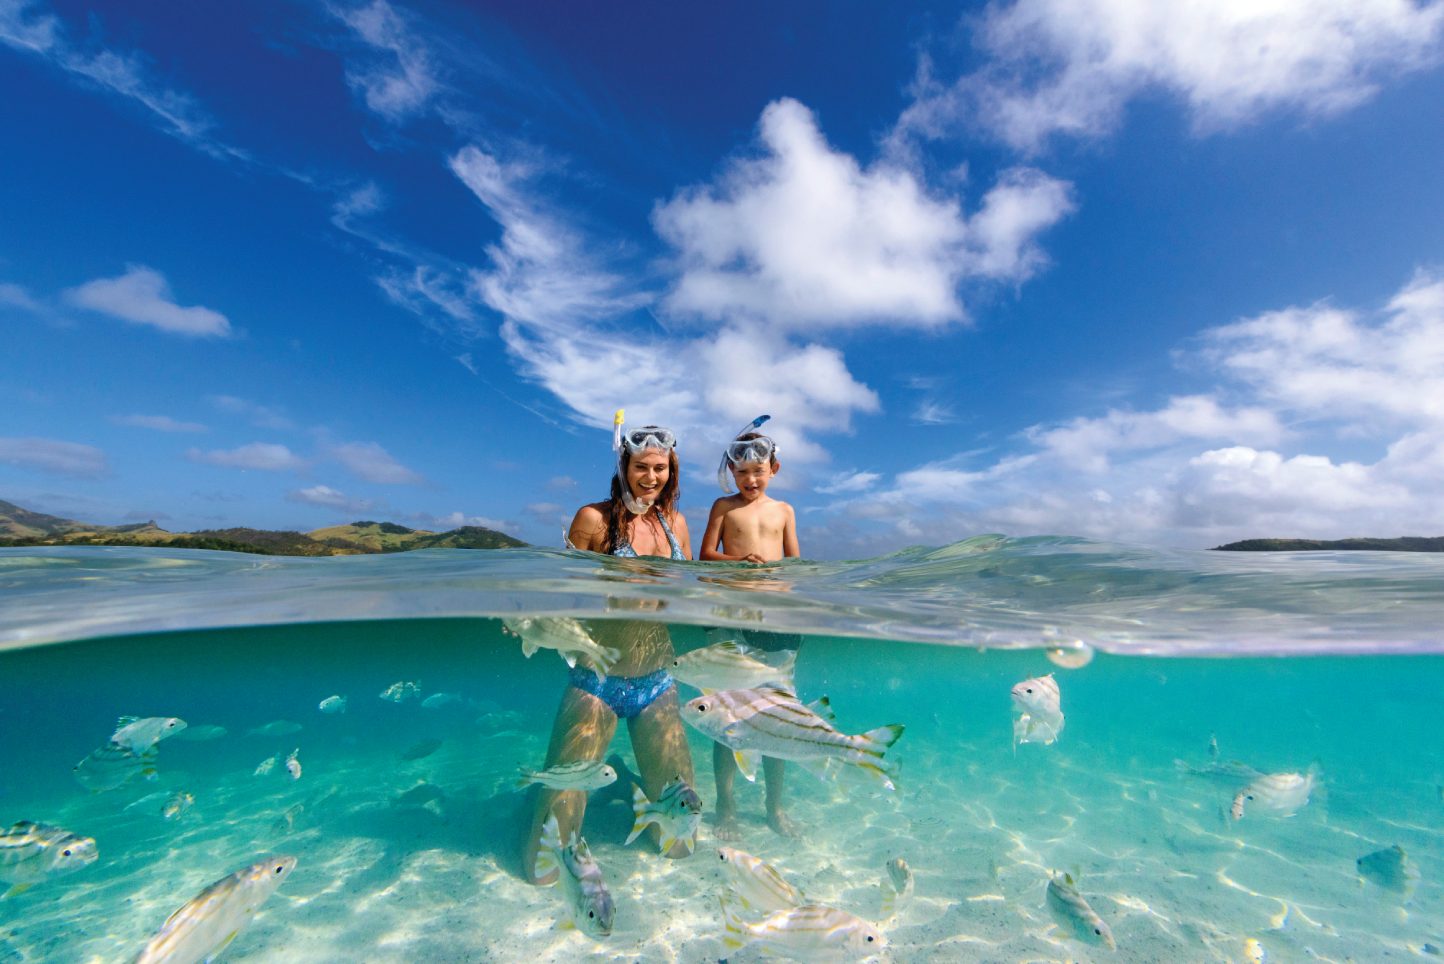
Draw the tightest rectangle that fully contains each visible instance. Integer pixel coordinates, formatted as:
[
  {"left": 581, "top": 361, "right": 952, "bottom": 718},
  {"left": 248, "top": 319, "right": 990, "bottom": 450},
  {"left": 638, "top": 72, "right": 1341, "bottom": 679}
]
[
  {"left": 627, "top": 686, "right": 697, "bottom": 858},
  {"left": 713, "top": 741, "right": 742, "bottom": 840},
  {"left": 522, "top": 684, "right": 617, "bottom": 884}
]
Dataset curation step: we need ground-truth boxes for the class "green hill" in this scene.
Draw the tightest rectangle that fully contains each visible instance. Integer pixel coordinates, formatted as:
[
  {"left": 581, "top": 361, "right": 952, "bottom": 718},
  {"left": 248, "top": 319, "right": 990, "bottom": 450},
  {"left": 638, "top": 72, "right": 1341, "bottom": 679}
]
[
  {"left": 0, "top": 500, "right": 525, "bottom": 555},
  {"left": 1214, "top": 537, "right": 1444, "bottom": 551}
]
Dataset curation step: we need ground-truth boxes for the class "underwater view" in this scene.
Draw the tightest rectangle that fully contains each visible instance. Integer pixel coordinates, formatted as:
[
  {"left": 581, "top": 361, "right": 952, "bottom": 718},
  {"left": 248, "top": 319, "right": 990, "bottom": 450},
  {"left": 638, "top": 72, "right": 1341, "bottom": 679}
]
[{"left": 2, "top": 541, "right": 1443, "bottom": 962}]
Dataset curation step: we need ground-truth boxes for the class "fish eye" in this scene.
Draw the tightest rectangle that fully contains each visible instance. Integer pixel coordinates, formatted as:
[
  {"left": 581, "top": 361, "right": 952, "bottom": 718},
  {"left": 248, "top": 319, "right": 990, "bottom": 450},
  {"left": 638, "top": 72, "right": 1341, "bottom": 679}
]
[
  {"left": 1025, "top": 687, "right": 1033, "bottom": 694},
  {"left": 866, "top": 935, "right": 875, "bottom": 943},
  {"left": 1094, "top": 928, "right": 1103, "bottom": 936},
  {"left": 696, "top": 702, "right": 707, "bottom": 711},
  {"left": 62, "top": 849, "right": 72, "bottom": 857},
  {"left": 274, "top": 865, "right": 285, "bottom": 874},
  {"left": 588, "top": 911, "right": 595, "bottom": 918},
  {"left": 719, "top": 852, "right": 727, "bottom": 861}
]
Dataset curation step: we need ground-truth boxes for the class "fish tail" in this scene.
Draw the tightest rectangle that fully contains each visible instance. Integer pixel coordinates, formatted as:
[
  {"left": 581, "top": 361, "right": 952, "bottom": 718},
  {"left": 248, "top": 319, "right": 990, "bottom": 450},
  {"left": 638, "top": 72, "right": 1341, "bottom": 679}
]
[
  {"left": 719, "top": 896, "right": 747, "bottom": 950},
  {"left": 859, "top": 723, "right": 905, "bottom": 753},
  {"left": 625, "top": 784, "right": 653, "bottom": 845},
  {"left": 599, "top": 645, "right": 621, "bottom": 668},
  {"left": 520, "top": 640, "right": 538, "bottom": 658},
  {"left": 515, "top": 769, "right": 537, "bottom": 790},
  {"left": 857, "top": 759, "right": 900, "bottom": 791}
]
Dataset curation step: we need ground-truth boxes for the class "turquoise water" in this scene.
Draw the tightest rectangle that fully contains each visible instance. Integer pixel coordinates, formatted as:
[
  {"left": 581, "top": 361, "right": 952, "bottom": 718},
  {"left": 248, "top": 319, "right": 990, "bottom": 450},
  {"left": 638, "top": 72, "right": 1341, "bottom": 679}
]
[{"left": 2, "top": 542, "right": 1442, "bottom": 961}]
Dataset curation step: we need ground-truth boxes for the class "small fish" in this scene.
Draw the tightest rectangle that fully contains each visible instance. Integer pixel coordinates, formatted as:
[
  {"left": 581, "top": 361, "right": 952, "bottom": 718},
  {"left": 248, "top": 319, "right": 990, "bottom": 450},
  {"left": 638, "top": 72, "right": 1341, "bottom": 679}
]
[
  {"left": 172, "top": 724, "right": 228, "bottom": 742},
  {"left": 162, "top": 791, "right": 195, "bottom": 822},
  {"left": 1208, "top": 734, "right": 1220, "bottom": 760},
  {"left": 318, "top": 695, "right": 347, "bottom": 714},
  {"left": 401, "top": 738, "right": 443, "bottom": 761},
  {"left": 1231, "top": 768, "right": 1318, "bottom": 820},
  {"left": 1011, "top": 675, "right": 1064, "bottom": 748},
  {"left": 254, "top": 755, "right": 278, "bottom": 776},
  {"left": 683, "top": 686, "right": 903, "bottom": 789},
  {"left": 720, "top": 897, "right": 885, "bottom": 958},
  {"left": 502, "top": 617, "right": 621, "bottom": 681},
  {"left": 671, "top": 640, "right": 796, "bottom": 692},
  {"left": 123, "top": 791, "right": 173, "bottom": 815},
  {"left": 285, "top": 748, "right": 302, "bottom": 781},
  {"left": 379, "top": 681, "right": 422, "bottom": 703},
  {"left": 421, "top": 692, "right": 463, "bottom": 709},
  {"left": 393, "top": 784, "right": 446, "bottom": 808},
  {"left": 247, "top": 720, "right": 303, "bottom": 737},
  {"left": 1046, "top": 871, "right": 1115, "bottom": 950},
  {"left": 134, "top": 856, "right": 297, "bottom": 964},
  {"left": 517, "top": 760, "right": 618, "bottom": 791},
  {"left": 626, "top": 779, "right": 702, "bottom": 855},
  {"left": 73, "top": 743, "right": 158, "bottom": 792},
  {"left": 880, "top": 857, "right": 914, "bottom": 918},
  {"left": 1356, "top": 844, "right": 1419, "bottom": 895},
  {"left": 534, "top": 813, "right": 614, "bottom": 939},
  {"left": 271, "top": 804, "right": 304, "bottom": 834},
  {"left": 715, "top": 847, "right": 804, "bottom": 913},
  {"left": 111, "top": 716, "right": 188, "bottom": 754},
  {"left": 1046, "top": 643, "right": 1094, "bottom": 669},
  {"left": 0, "top": 821, "right": 98, "bottom": 898},
  {"left": 1243, "top": 937, "right": 1266, "bottom": 963}
]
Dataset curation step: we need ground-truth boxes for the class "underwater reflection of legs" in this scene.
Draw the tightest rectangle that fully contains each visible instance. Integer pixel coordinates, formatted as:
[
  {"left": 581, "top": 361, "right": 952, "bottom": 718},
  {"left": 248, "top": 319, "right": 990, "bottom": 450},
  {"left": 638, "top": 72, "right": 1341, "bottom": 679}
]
[
  {"left": 628, "top": 686, "right": 696, "bottom": 858},
  {"left": 522, "top": 685, "right": 617, "bottom": 885}
]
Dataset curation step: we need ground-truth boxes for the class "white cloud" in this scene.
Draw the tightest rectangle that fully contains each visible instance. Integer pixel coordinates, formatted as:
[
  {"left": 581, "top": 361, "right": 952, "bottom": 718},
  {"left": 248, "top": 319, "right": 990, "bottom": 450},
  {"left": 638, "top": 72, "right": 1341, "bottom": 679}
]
[
  {"left": 816, "top": 470, "right": 881, "bottom": 495},
  {"left": 288, "top": 484, "right": 375, "bottom": 513},
  {"left": 0, "top": 281, "right": 40, "bottom": 312},
  {"left": 65, "top": 266, "right": 231, "bottom": 338},
  {"left": 897, "top": 0, "right": 1444, "bottom": 152},
  {"left": 206, "top": 395, "right": 293, "bottom": 430},
  {"left": 188, "top": 443, "right": 305, "bottom": 472},
  {"left": 654, "top": 98, "right": 1073, "bottom": 330},
  {"left": 912, "top": 400, "right": 957, "bottom": 425},
  {"left": 332, "top": 0, "right": 439, "bottom": 122},
  {"left": 0, "top": 436, "right": 108, "bottom": 477},
  {"left": 109, "top": 414, "right": 208, "bottom": 433},
  {"left": 415, "top": 510, "right": 516, "bottom": 534},
  {"left": 545, "top": 475, "right": 578, "bottom": 492},
  {"left": 324, "top": 440, "right": 424, "bottom": 485}
]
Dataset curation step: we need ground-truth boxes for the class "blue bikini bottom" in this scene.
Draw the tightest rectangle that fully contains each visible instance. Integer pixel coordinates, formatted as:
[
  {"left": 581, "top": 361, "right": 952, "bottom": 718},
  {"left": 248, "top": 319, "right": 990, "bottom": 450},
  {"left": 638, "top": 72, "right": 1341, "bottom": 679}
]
[{"left": 569, "top": 665, "right": 675, "bottom": 719}]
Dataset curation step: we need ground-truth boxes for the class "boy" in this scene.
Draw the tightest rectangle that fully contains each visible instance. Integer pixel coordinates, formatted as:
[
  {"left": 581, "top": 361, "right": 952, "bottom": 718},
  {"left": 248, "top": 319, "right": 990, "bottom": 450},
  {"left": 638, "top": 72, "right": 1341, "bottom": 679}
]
[{"left": 699, "top": 426, "right": 802, "bottom": 837}]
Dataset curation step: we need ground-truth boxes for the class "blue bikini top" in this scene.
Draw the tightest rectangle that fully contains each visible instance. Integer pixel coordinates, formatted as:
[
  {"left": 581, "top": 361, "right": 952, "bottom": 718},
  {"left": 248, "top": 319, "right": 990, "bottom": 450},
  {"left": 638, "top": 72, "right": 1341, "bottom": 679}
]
[{"left": 613, "top": 512, "right": 684, "bottom": 560}]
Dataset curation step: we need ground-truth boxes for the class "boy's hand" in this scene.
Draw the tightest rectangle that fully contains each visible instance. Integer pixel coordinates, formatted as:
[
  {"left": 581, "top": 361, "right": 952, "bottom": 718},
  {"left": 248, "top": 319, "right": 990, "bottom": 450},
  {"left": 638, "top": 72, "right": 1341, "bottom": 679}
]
[{"left": 743, "top": 553, "right": 767, "bottom": 564}]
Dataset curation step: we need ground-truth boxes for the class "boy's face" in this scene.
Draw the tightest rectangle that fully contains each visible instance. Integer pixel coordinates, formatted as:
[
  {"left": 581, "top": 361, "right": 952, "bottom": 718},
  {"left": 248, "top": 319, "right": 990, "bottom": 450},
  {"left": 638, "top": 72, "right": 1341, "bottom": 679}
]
[{"left": 729, "top": 459, "right": 775, "bottom": 501}]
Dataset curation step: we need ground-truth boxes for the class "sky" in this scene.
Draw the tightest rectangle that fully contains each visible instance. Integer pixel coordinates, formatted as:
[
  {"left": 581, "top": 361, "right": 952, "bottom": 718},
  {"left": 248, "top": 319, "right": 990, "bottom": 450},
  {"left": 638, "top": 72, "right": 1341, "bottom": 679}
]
[{"left": 2, "top": 0, "right": 1443, "bottom": 557}]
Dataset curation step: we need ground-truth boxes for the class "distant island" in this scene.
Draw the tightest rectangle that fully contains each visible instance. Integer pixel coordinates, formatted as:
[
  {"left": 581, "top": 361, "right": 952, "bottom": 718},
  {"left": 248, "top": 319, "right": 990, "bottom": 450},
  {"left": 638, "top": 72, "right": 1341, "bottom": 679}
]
[
  {"left": 0, "top": 498, "right": 525, "bottom": 555},
  {"left": 1213, "top": 537, "right": 1444, "bottom": 552}
]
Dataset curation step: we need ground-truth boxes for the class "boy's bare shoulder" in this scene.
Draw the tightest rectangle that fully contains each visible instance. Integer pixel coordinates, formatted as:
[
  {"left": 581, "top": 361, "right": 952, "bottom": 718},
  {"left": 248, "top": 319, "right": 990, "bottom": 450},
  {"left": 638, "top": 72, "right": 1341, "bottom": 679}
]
[{"left": 709, "top": 494, "right": 747, "bottom": 512}]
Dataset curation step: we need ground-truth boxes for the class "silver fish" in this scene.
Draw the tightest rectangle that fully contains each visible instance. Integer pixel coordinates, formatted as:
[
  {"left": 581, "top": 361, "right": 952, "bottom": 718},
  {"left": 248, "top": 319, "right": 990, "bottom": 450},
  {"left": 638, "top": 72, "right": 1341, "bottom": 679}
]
[
  {"left": 111, "top": 716, "right": 188, "bottom": 754},
  {"left": 715, "top": 847, "right": 804, "bottom": 913},
  {"left": 134, "top": 855, "right": 296, "bottom": 963},
  {"left": 1012, "top": 675, "right": 1064, "bottom": 748},
  {"left": 502, "top": 617, "right": 620, "bottom": 680},
  {"left": 1231, "top": 769, "right": 1317, "bottom": 820},
  {"left": 73, "top": 743, "right": 158, "bottom": 793},
  {"left": 671, "top": 640, "right": 796, "bottom": 692},
  {"left": 271, "top": 804, "right": 304, "bottom": 834},
  {"left": 421, "top": 692, "right": 463, "bottom": 709},
  {"left": 1356, "top": 844, "right": 1419, "bottom": 895},
  {"left": 517, "top": 760, "right": 618, "bottom": 792},
  {"left": 317, "top": 695, "right": 347, "bottom": 714},
  {"left": 880, "top": 857, "right": 913, "bottom": 918},
  {"left": 0, "top": 821, "right": 98, "bottom": 898},
  {"left": 625, "top": 779, "right": 702, "bottom": 854},
  {"left": 162, "top": 791, "right": 194, "bottom": 822},
  {"left": 683, "top": 686, "right": 903, "bottom": 789},
  {"left": 534, "top": 813, "right": 614, "bottom": 939},
  {"left": 284, "top": 748, "right": 301, "bottom": 781},
  {"left": 172, "top": 724, "right": 228, "bottom": 742},
  {"left": 246, "top": 720, "right": 302, "bottom": 737},
  {"left": 254, "top": 755, "right": 278, "bottom": 777},
  {"left": 720, "top": 897, "right": 885, "bottom": 959},
  {"left": 1046, "top": 872, "right": 1115, "bottom": 950},
  {"left": 379, "top": 681, "right": 421, "bottom": 703},
  {"left": 401, "top": 738, "right": 443, "bottom": 761}
]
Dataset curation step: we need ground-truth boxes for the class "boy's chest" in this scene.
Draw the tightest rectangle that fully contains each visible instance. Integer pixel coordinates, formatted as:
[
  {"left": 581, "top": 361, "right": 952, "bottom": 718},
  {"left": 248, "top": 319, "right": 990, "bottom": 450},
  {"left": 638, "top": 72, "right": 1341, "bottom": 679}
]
[{"left": 724, "top": 502, "right": 784, "bottom": 536}]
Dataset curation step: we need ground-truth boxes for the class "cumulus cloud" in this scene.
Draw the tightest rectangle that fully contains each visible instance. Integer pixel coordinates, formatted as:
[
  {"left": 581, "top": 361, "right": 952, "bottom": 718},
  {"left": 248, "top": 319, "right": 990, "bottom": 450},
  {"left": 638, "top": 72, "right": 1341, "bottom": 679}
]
[
  {"left": 655, "top": 98, "right": 1073, "bottom": 330},
  {"left": 816, "top": 470, "right": 881, "bottom": 495},
  {"left": 187, "top": 443, "right": 305, "bottom": 472},
  {"left": 109, "top": 414, "right": 208, "bottom": 433},
  {"left": 65, "top": 266, "right": 231, "bottom": 337},
  {"left": 324, "top": 441, "right": 424, "bottom": 485},
  {"left": 0, "top": 436, "right": 108, "bottom": 477},
  {"left": 288, "top": 484, "right": 375, "bottom": 513},
  {"left": 896, "top": 0, "right": 1444, "bottom": 152},
  {"left": 332, "top": 0, "right": 439, "bottom": 122}
]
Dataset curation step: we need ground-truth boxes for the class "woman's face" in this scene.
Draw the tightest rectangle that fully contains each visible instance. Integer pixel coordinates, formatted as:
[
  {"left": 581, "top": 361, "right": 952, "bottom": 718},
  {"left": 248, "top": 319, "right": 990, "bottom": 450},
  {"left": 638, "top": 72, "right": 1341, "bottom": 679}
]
[{"left": 626, "top": 449, "right": 671, "bottom": 503}]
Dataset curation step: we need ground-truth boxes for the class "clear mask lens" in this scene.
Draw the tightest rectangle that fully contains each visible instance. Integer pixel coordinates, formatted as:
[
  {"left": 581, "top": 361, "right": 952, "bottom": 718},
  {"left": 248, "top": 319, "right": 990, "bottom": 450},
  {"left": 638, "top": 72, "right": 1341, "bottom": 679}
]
[
  {"left": 623, "top": 427, "right": 676, "bottom": 454},
  {"left": 726, "top": 438, "right": 775, "bottom": 464}
]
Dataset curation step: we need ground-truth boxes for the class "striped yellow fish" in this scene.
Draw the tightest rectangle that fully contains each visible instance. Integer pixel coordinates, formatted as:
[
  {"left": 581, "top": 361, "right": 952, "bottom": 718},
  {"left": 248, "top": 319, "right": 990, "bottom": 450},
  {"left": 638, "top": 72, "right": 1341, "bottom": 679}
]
[
  {"left": 720, "top": 897, "right": 885, "bottom": 958},
  {"left": 671, "top": 639, "right": 796, "bottom": 692},
  {"left": 714, "top": 847, "right": 804, "bottom": 913},
  {"left": 682, "top": 685, "right": 903, "bottom": 789},
  {"left": 1045, "top": 871, "right": 1115, "bottom": 951},
  {"left": 0, "top": 821, "right": 97, "bottom": 899},
  {"left": 626, "top": 779, "right": 702, "bottom": 855},
  {"left": 134, "top": 855, "right": 296, "bottom": 963}
]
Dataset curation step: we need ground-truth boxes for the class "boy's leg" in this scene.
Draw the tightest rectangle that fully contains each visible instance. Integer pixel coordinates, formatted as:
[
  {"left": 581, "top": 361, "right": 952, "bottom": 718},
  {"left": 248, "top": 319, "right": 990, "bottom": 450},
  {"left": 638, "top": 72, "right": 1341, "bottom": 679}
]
[
  {"left": 522, "top": 684, "right": 617, "bottom": 884},
  {"left": 628, "top": 686, "right": 697, "bottom": 858},
  {"left": 713, "top": 740, "right": 742, "bottom": 840},
  {"left": 763, "top": 756, "right": 798, "bottom": 837}
]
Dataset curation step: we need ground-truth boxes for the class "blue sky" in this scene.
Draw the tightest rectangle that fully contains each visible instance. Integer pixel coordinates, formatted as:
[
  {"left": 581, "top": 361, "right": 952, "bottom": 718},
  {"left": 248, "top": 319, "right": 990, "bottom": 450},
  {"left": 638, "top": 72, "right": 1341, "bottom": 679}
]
[{"left": 3, "top": 0, "right": 1443, "bottom": 557}]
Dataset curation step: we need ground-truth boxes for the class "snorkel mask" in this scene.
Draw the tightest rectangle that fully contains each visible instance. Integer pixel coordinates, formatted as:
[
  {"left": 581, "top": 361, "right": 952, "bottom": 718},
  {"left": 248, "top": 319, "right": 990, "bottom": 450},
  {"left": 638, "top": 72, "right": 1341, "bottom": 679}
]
[
  {"left": 717, "top": 415, "right": 776, "bottom": 492},
  {"left": 612, "top": 409, "right": 677, "bottom": 515}
]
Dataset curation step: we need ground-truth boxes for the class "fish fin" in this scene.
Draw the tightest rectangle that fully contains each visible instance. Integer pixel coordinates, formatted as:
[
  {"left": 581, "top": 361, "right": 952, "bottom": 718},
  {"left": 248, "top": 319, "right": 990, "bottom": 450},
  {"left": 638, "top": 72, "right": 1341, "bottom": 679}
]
[
  {"left": 719, "top": 896, "right": 747, "bottom": 950},
  {"left": 859, "top": 723, "right": 905, "bottom": 752},
  {"left": 557, "top": 918, "right": 575, "bottom": 931},
  {"left": 855, "top": 760, "right": 899, "bottom": 791},
  {"left": 598, "top": 646, "right": 621, "bottom": 672},
  {"left": 659, "top": 832, "right": 677, "bottom": 854},
  {"left": 805, "top": 694, "right": 835, "bottom": 723},
  {"left": 514, "top": 769, "right": 536, "bottom": 791},
  {"left": 1, "top": 883, "right": 33, "bottom": 899},
  {"left": 534, "top": 814, "right": 562, "bottom": 882},
  {"left": 625, "top": 784, "right": 653, "bottom": 845},
  {"left": 733, "top": 750, "right": 760, "bottom": 783},
  {"left": 793, "top": 756, "right": 835, "bottom": 783},
  {"left": 880, "top": 879, "right": 898, "bottom": 918},
  {"left": 559, "top": 651, "right": 577, "bottom": 668},
  {"left": 520, "top": 639, "right": 538, "bottom": 658}
]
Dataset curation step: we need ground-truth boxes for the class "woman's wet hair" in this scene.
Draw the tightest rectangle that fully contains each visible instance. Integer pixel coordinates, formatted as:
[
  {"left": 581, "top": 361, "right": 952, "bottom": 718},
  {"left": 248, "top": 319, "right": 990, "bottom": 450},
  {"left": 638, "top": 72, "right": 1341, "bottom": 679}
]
[{"left": 604, "top": 447, "right": 681, "bottom": 553}]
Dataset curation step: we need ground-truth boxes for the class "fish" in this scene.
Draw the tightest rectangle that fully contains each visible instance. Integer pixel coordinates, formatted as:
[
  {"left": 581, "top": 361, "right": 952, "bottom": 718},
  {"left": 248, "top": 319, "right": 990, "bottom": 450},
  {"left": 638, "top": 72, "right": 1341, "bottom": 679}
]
[
  {"left": 271, "top": 804, "right": 304, "bottom": 834},
  {"left": 502, "top": 617, "right": 621, "bottom": 681},
  {"left": 379, "top": 681, "right": 421, "bottom": 703},
  {"left": 421, "top": 692, "right": 463, "bottom": 709},
  {"left": 1046, "top": 871, "right": 1116, "bottom": 950},
  {"left": 246, "top": 720, "right": 302, "bottom": 737},
  {"left": 517, "top": 760, "right": 618, "bottom": 792},
  {"left": 880, "top": 857, "right": 913, "bottom": 918},
  {"left": 401, "top": 738, "right": 443, "bottom": 761},
  {"left": 1356, "top": 844, "right": 1419, "bottom": 895},
  {"left": 162, "top": 791, "right": 195, "bottom": 822},
  {"left": 1231, "top": 768, "right": 1318, "bottom": 820},
  {"left": 1011, "top": 675, "right": 1064, "bottom": 748},
  {"left": 254, "top": 755, "right": 278, "bottom": 777},
  {"left": 285, "top": 748, "right": 302, "bottom": 781},
  {"left": 534, "top": 813, "right": 614, "bottom": 939},
  {"left": 73, "top": 743, "right": 158, "bottom": 792},
  {"left": 720, "top": 897, "right": 885, "bottom": 959},
  {"left": 625, "top": 779, "right": 702, "bottom": 855},
  {"left": 0, "top": 821, "right": 98, "bottom": 898},
  {"left": 123, "top": 791, "right": 173, "bottom": 815},
  {"left": 134, "top": 855, "right": 297, "bottom": 964},
  {"left": 1046, "top": 643, "right": 1094, "bottom": 669},
  {"left": 318, "top": 695, "right": 347, "bottom": 714},
  {"left": 111, "top": 716, "right": 188, "bottom": 753},
  {"left": 714, "top": 847, "right": 804, "bottom": 913},
  {"left": 670, "top": 640, "right": 796, "bottom": 692},
  {"left": 682, "top": 685, "right": 903, "bottom": 789},
  {"left": 172, "top": 724, "right": 228, "bottom": 742}
]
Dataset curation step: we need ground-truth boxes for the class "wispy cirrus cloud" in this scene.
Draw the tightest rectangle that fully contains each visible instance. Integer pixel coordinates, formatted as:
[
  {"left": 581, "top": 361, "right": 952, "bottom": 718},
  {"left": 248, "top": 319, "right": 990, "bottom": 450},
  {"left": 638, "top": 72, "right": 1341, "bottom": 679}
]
[
  {"left": 109, "top": 414, "right": 208, "bottom": 433},
  {"left": 0, "top": 436, "right": 108, "bottom": 477},
  {"left": 330, "top": 0, "right": 440, "bottom": 123},
  {"left": 324, "top": 440, "right": 424, "bottom": 485},
  {"left": 187, "top": 443, "right": 306, "bottom": 472},
  {"left": 65, "top": 266, "right": 232, "bottom": 338},
  {"left": 0, "top": 281, "right": 41, "bottom": 312}
]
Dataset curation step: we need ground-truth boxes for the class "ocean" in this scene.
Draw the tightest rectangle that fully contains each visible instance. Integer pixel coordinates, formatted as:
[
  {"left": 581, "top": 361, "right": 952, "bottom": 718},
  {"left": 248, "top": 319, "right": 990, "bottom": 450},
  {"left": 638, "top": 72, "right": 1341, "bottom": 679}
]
[{"left": 1, "top": 540, "right": 1441, "bottom": 961}]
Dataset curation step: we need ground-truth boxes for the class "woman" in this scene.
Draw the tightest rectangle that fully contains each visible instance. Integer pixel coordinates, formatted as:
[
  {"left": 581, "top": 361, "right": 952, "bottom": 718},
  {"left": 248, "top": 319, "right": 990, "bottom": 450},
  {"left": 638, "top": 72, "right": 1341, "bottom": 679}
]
[{"left": 522, "top": 416, "right": 696, "bottom": 883}]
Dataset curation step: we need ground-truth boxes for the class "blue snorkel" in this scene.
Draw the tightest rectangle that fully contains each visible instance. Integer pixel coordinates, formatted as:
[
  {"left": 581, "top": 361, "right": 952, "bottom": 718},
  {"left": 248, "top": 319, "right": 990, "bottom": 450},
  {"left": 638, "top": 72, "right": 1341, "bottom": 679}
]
[{"left": 717, "top": 414, "right": 773, "bottom": 492}]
